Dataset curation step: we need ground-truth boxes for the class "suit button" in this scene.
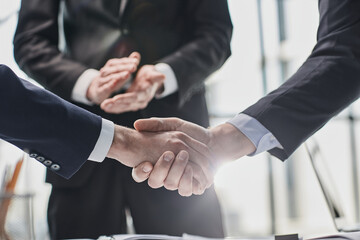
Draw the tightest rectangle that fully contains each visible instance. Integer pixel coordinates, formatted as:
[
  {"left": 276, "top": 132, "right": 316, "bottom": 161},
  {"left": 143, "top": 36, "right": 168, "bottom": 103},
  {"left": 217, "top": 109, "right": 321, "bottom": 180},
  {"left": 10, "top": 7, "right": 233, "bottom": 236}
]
[
  {"left": 50, "top": 164, "right": 61, "bottom": 171},
  {"left": 36, "top": 156, "right": 45, "bottom": 162},
  {"left": 29, "top": 153, "right": 38, "bottom": 158},
  {"left": 43, "top": 160, "right": 52, "bottom": 166}
]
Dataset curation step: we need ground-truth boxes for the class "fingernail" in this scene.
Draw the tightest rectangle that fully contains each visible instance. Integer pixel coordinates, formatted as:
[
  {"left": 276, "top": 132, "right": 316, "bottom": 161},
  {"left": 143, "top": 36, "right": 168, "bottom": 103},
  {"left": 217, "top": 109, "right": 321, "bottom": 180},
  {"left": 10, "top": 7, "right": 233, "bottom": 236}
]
[
  {"left": 163, "top": 152, "right": 174, "bottom": 162},
  {"left": 142, "top": 165, "right": 152, "bottom": 173},
  {"left": 178, "top": 151, "right": 188, "bottom": 161}
]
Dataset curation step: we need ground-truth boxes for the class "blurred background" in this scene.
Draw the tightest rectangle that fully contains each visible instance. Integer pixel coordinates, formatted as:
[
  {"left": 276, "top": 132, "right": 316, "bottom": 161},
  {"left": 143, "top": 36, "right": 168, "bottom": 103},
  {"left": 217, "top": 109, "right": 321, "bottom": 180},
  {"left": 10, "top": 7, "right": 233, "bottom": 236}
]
[{"left": 1, "top": 0, "right": 359, "bottom": 239}]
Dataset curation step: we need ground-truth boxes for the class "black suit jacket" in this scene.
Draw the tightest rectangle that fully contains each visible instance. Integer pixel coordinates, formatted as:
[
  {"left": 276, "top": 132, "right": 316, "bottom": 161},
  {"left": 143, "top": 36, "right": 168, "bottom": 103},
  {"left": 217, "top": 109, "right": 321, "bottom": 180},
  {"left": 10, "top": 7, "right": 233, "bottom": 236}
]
[
  {"left": 13, "top": 0, "right": 232, "bottom": 187},
  {"left": 13, "top": 0, "right": 232, "bottom": 108},
  {"left": 0, "top": 65, "right": 102, "bottom": 179},
  {"left": 243, "top": 0, "right": 360, "bottom": 160}
]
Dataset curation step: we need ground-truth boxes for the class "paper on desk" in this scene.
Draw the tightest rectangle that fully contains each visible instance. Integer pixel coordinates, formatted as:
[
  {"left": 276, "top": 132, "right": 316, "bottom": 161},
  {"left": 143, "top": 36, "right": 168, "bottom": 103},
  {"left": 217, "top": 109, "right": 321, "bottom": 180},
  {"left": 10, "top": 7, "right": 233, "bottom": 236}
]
[
  {"left": 108, "top": 234, "right": 181, "bottom": 240},
  {"left": 182, "top": 234, "right": 274, "bottom": 240},
  {"left": 106, "top": 234, "right": 274, "bottom": 240},
  {"left": 305, "top": 231, "right": 360, "bottom": 240}
]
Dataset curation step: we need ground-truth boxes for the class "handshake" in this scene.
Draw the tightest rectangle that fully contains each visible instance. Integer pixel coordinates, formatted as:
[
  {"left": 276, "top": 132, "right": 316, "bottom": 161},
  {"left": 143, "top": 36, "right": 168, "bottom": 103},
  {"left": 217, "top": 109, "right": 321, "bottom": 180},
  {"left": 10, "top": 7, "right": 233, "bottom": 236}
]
[{"left": 106, "top": 117, "right": 255, "bottom": 197}]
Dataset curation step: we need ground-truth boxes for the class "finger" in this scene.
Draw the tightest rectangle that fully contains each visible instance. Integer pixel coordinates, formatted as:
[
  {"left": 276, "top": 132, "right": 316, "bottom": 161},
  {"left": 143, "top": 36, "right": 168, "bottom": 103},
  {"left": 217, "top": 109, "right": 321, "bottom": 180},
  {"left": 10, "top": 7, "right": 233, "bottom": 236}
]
[
  {"left": 178, "top": 165, "right": 193, "bottom": 197},
  {"left": 129, "top": 52, "right": 141, "bottom": 62},
  {"left": 134, "top": 118, "right": 210, "bottom": 144},
  {"left": 100, "top": 92, "right": 150, "bottom": 113},
  {"left": 192, "top": 179, "right": 205, "bottom": 195},
  {"left": 134, "top": 117, "right": 183, "bottom": 132},
  {"left": 147, "top": 151, "right": 175, "bottom": 189},
  {"left": 102, "top": 101, "right": 149, "bottom": 114},
  {"left": 188, "top": 162, "right": 207, "bottom": 194},
  {"left": 98, "top": 78, "right": 126, "bottom": 96},
  {"left": 132, "top": 162, "right": 153, "bottom": 183},
  {"left": 147, "top": 71, "right": 165, "bottom": 84},
  {"left": 101, "top": 92, "right": 138, "bottom": 110},
  {"left": 101, "top": 103, "right": 135, "bottom": 114},
  {"left": 173, "top": 132, "right": 215, "bottom": 185},
  {"left": 126, "top": 79, "right": 152, "bottom": 93},
  {"left": 96, "top": 78, "right": 124, "bottom": 99},
  {"left": 100, "top": 64, "right": 137, "bottom": 77},
  {"left": 164, "top": 151, "right": 189, "bottom": 191},
  {"left": 132, "top": 88, "right": 150, "bottom": 102},
  {"left": 185, "top": 147, "right": 214, "bottom": 188},
  {"left": 98, "top": 71, "right": 130, "bottom": 86},
  {"left": 104, "top": 58, "right": 140, "bottom": 67}
]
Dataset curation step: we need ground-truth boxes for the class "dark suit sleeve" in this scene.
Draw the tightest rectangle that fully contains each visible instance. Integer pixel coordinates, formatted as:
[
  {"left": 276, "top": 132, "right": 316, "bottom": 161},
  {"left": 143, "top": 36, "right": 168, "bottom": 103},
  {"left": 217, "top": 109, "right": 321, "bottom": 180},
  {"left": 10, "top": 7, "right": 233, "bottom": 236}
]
[
  {"left": 13, "top": 0, "right": 88, "bottom": 101},
  {"left": 0, "top": 65, "right": 102, "bottom": 179},
  {"left": 159, "top": 0, "right": 233, "bottom": 106},
  {"left": 242, "top": 0, "right": 360, "bottom": 160}
]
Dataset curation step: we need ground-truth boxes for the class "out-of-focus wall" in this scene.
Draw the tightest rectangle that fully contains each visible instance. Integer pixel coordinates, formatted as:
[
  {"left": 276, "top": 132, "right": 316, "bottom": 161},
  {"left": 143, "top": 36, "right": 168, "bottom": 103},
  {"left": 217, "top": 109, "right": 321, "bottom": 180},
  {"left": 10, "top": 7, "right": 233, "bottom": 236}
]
[{"left": 208, "top": 0, "right": 360, "bottom": 237}]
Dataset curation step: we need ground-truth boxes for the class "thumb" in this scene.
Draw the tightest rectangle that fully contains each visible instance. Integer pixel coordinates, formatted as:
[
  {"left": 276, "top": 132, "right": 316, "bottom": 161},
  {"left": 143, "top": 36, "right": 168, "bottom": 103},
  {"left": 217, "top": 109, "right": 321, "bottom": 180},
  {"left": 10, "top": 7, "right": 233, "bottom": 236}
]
[
  {"left": 132, "top": 162, "right": 153, "bottom": 183},
  {"left": 134, "top": 117, "right": 181, "bottom": 132},
  {"left": 129, "top": 52, "right": 141, "bottom": 61},
  {"left": 149, "top": 71, "right": 165, "bottom": 84}
]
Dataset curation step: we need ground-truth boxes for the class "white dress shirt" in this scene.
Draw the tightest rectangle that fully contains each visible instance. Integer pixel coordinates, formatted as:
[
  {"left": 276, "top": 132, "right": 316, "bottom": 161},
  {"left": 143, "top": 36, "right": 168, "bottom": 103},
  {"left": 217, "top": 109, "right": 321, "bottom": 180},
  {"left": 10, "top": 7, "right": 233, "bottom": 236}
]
[
  {"left": 87, "top": 118, "right": 114, "bottom": 162},
  {"left": 227, "top": 113, "right": 283, "bottom": 155}
]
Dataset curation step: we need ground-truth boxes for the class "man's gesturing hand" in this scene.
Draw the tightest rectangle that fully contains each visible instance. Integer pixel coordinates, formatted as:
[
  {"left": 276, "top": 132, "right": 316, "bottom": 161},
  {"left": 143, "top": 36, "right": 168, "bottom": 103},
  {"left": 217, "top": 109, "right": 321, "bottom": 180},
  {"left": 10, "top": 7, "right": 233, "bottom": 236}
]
[
  {"left": 86, "top": 52, "right": 140, "bottom": 105},
  {"left": 100, "top": 65, "right": 165, "bottom": 113}
]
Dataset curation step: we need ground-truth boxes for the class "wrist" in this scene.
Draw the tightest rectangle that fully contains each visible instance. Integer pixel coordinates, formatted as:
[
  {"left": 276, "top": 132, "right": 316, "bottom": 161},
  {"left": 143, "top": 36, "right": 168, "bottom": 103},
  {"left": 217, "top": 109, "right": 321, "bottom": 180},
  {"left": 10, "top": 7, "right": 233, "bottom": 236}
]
[
  {"left": 107, "top": 125, "right": 136, "bottom": 165},
  {"left": 209, "top": 123, "right": 256, "bottom": 162},
  {"left": 86, "top": 85, "right": 94, "bottom": 104}
]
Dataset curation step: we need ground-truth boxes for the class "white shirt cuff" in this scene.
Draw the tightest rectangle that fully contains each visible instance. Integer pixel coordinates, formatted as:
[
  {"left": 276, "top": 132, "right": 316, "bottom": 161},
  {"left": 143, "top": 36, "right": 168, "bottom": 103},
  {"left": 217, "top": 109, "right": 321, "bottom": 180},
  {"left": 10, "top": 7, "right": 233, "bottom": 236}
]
[
  {"left": 87, "top": 119, "right": 115, "bottom": 163},
  {"left": 154, "top": 63, "right": 178, "bottom": 98},
  {"left": 71, "top": 69, "right": 99, "bottom": 105},
  {"left": 227, "top": 113, "right": 283, "bottom": 156}
]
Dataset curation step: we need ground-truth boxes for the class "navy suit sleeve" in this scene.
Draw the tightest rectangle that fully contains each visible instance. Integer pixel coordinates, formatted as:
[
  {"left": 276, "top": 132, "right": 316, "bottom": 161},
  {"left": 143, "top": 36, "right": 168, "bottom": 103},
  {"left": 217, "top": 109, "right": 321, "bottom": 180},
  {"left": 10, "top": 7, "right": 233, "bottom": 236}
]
[
  {"left": 0, "top": 65, "right": 102, "bottom": 178},
  {"left": 242, "top": 0, "right": 360, "bottom": 160}
]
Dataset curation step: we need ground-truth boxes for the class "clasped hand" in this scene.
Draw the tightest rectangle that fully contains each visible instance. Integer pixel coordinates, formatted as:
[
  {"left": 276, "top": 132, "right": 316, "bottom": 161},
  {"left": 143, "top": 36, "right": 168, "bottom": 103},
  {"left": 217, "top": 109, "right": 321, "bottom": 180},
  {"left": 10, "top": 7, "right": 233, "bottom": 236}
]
[
  {"left": 106, "top": 122, "right": 217, "bottom": 197},
  {"left": 129, "top": 118, "right": 255, "bottom": 197},
  {"left": 132, "top": 118, "right": 218, "bottom": 197}
]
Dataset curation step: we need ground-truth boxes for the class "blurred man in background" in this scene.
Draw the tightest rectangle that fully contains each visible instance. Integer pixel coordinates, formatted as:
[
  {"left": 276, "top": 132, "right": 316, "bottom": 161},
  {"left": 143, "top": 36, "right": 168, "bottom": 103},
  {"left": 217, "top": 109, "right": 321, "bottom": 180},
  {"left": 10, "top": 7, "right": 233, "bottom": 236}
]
[{"left": 13, "top": 0, "right": 233, "bottom": 239}]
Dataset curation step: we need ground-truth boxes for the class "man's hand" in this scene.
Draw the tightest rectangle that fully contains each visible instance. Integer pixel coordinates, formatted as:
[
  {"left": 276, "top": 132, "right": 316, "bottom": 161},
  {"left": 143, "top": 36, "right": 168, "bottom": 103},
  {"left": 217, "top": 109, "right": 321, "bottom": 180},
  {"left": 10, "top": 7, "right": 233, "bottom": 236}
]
[
  {"left": 86, "top": 52, "right": 140, "bottom": 105},
  {"left": 132, "top": 151, "right": 205, "bottom": 197},
  {"left": 100, "top": 65, "right": 165, "bottom": 113},
  {"left": 106, "top": 124, "right": 215, "bottom": 193},
  {"left": 132, "top": 117, "right": 256, "bottom": 195}
]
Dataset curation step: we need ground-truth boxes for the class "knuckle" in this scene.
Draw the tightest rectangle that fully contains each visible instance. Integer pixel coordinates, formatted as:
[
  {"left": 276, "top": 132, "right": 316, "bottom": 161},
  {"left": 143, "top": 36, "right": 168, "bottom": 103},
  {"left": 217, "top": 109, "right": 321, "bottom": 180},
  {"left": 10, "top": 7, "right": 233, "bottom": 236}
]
[
  {"left": 174, "top": 131, "right": 186, "bottom": 139},
  {"left": 171, "top": 140, "right": 185, "bottom": 149}
]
